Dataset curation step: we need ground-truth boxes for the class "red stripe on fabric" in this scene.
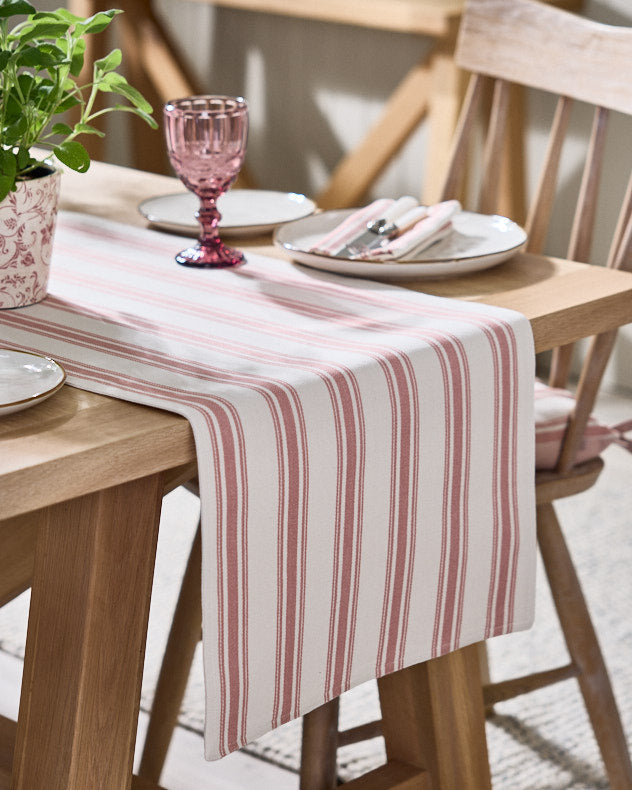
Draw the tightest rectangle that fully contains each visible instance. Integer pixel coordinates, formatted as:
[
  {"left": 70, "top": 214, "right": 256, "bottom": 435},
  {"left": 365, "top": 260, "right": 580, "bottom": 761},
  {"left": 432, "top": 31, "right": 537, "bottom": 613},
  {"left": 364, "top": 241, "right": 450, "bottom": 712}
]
[
  {"left": 377, "top": 349, "right": 421, "bottom": 674},
  {"left": 325, "top": 370, "right": 364, "bottom": 698}
]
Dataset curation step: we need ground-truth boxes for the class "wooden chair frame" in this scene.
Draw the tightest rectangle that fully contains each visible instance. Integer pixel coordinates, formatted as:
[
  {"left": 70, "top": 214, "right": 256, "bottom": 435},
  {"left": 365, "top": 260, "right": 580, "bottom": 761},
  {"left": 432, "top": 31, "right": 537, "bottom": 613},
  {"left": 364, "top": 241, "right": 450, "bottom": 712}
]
[{"left": 441, "top": 3, "right": 632, "bottom": 788}]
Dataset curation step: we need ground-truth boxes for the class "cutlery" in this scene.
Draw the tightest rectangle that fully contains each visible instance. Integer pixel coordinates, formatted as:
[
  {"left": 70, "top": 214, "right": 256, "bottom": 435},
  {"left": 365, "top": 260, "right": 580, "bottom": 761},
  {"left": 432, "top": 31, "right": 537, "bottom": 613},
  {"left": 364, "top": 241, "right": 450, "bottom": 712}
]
[
  {"left": 355, "top": 199, "right": 462, "bottom": 261},
  {"left": 344, "top": 204, "right": 431, "bottom": 257},
  {"left": 332, "top": 196, "right": 418, "bottom": 258}
]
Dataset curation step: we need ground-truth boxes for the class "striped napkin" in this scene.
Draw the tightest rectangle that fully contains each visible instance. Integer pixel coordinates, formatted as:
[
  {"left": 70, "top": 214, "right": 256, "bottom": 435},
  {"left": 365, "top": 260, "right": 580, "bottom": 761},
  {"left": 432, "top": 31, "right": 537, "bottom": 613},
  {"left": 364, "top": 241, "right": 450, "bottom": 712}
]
[
  {"left": 0, "top": 213, "right": 536, "bottom": 760},
  {"left": 310, "top": 199, "right": 461, "bottom": 261}
]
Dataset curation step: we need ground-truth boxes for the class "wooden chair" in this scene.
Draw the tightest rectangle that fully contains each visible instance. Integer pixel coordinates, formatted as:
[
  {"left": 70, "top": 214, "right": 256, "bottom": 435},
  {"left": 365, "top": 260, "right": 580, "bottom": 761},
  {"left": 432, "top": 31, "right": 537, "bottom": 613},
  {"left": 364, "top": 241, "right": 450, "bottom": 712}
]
[
  {"left": 137, "top": 0, "right": 632, "bottom": 787},
  {"left": 436, "top": 3, "right": 632, "bottom": 789}
]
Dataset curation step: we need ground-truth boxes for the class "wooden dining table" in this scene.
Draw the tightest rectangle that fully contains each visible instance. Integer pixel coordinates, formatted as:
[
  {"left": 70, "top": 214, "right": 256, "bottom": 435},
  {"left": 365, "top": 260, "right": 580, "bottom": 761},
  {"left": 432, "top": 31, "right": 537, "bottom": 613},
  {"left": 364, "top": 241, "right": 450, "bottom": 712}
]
[{"left": 2, "top": 160, "right": 632, "bottom": 790}]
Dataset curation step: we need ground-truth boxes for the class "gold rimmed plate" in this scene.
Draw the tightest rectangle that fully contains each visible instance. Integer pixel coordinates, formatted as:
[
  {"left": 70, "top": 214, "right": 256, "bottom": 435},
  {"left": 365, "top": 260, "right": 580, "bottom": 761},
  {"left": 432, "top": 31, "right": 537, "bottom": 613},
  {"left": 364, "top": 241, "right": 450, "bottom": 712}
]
[{"left": 0, "top": 349, "right": 66, "bottom": 416}]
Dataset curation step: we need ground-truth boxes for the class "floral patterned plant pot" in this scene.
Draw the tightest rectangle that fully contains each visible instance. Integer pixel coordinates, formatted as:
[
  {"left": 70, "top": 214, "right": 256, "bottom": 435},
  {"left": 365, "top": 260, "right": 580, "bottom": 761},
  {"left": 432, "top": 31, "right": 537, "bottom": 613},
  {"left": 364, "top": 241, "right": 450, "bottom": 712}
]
[{"left": 0, "top": 166, "right": 61, "bottom": 309}]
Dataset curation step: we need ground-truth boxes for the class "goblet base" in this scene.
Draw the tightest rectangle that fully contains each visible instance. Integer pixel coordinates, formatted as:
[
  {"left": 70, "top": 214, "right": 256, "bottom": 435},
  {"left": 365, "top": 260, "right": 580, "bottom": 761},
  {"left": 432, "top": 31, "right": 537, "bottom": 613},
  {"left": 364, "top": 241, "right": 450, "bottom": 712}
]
[{"left": 175, "top": 239, "right": 245, "bottom": 269}]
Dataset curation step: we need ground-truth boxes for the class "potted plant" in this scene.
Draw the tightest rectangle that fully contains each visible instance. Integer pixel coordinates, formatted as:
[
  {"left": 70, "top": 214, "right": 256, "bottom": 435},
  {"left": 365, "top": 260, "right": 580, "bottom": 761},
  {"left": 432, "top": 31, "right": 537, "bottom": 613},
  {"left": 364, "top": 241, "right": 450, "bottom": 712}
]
[{"left": 0, "top": 0, "right": 157, "bottom": 308}]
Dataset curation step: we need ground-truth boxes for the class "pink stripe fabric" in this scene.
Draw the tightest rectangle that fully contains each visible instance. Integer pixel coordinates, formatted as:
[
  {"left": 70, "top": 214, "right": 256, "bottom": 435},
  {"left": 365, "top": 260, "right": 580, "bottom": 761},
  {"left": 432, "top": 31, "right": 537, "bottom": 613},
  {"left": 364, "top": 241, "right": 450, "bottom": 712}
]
[{"left": 0, "top": 213, "right": 536, "bottom": 759}]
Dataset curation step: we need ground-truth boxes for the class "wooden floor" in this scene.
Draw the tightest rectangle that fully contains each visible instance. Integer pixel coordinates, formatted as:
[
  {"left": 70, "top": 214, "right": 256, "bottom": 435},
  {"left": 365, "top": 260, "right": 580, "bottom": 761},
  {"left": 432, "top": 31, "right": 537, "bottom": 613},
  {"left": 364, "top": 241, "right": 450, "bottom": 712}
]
[{"left": 0, "top": 650, "right": 298, "bottom": 790}]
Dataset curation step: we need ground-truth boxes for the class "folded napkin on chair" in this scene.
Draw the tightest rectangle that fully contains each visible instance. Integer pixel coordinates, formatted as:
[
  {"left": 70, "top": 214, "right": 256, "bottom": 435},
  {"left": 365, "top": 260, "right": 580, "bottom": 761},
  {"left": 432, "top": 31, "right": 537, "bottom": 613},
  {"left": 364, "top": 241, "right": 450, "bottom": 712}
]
[{"left": 310, "top": 198, "right": 461, "bottom": 261}]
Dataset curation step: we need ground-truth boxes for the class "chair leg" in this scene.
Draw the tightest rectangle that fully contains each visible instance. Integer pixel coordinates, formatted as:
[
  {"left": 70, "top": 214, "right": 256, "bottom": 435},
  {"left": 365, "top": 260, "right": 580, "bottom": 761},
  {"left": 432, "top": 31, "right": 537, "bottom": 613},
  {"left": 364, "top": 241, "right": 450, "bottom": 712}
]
[
  {"left": 300, "top": 697, "right": 340, "bottom": 790},
  {"left": 138, "top": 522, "right": 203, "bottom": 783},
  {"left": 537, "top": 503, "right": 632, "bottom": 790}
]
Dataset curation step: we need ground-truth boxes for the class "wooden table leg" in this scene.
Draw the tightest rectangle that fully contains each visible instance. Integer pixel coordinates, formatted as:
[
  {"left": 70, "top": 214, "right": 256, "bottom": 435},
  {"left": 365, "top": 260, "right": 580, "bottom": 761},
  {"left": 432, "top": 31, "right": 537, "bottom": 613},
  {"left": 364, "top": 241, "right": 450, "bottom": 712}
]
[
  {"left": 12, "top": 474, "right": 164, "bottom": 790},
  {"left": 0, "top": 512, "right": 38, "bottom": 608},
  {"left": 377, "top": 644, "right": 493, "bottom": 790}
]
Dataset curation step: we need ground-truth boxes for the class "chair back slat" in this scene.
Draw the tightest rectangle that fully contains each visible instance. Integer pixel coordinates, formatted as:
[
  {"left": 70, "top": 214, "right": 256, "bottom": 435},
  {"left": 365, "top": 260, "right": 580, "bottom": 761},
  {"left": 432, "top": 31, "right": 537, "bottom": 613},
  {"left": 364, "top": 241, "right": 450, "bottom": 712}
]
[
  {"left": 440, "top": 73, "right": 487, "bottom": 202},
  {"left": 443, "top": 0, "right": 632, "bottom": 473},
  {"left": 556, "top": 330, "right": 618, "bottom": 472},
  {"left": 478, "top": 80, "right": 511, "bottom": 215},
  {"left": 609, "top": 172, "right": 632, "bottom": 271},
  {"left": 525, "top": 95, "right": 573, "bottom": 254},
  {"left": 611, "top": 209, "right": 632, "bottom": 273},
  {"left": 567, "top": 106, "right": 610, "bottom": 263},
  {"left": 455, "top": 0, "right": 632, "bottom": 115},
  {"left": 549, "top": 106, "right": 610, "bottom": 389}
]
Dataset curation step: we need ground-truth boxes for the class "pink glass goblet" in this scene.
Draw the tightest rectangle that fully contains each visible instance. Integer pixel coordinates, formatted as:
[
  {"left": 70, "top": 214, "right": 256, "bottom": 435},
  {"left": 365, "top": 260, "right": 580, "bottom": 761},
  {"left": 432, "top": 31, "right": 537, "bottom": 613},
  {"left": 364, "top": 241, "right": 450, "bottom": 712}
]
[{"left": 164, "top": 95, "right": 249, "bottom": 268}]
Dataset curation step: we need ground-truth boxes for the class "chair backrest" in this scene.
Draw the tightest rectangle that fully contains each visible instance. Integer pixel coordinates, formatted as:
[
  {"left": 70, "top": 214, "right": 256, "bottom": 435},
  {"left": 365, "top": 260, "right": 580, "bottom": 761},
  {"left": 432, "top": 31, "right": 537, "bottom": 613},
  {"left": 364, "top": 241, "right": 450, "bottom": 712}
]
[{"left": 440, "top": 0, "right": 632, "bottom": 473}]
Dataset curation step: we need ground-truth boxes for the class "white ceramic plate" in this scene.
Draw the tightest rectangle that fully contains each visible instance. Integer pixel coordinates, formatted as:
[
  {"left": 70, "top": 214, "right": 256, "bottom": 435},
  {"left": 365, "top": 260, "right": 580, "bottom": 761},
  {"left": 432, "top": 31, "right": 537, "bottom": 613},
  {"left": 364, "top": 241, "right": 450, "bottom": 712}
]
[
  {"left": 138, "top": 189, "right": 317, "bottom": 238},
  {"left": 0, "top": 349, "right": 66, "bottom": 416},
  {"left": 274, "top": 209, "right": 527, "bottom": 280}
]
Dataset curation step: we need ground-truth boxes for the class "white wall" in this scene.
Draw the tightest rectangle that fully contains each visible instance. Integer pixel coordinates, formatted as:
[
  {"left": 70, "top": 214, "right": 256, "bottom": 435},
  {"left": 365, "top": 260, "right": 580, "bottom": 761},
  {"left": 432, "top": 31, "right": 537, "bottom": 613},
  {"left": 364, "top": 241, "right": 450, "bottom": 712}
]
[{"left": 137, "top": 0, "right": 632, "bottom": 389}]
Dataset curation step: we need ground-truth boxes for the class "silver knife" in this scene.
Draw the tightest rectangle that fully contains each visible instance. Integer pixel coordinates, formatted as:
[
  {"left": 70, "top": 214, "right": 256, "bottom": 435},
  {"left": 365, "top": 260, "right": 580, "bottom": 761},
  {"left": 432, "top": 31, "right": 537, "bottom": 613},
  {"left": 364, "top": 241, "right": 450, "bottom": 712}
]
[{"left": 333, "top": 196, "right": 418, "bottom": 258}]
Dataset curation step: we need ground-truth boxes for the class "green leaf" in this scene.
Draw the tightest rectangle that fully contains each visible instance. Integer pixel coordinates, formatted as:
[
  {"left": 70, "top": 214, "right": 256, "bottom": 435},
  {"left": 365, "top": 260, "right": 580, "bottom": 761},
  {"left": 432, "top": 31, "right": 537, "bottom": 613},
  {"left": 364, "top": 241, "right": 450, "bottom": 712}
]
[
  {"left": 50, "top": 122, "right": 73, "bottom": 136},
  {"left": 55, "top": 92, "right": 81, "bottom": 113},
  {"left": 16, "top": 21, "right": 71, "bottom": 43},
  {"left": 35, "top": 42, "right": 67, "bottom": 63},
  {"left": 75, "top": 9, "right": 120, "bottom": 35},
  {"left": 15, "top": 45, "right": 59, "bottom": 69},
  {"left": 109, "top": 103, "right": 158, "bottom": 129},
  {"left": 0, "top": 175, "right": 15, "bottom": 203},
  {"left": 29, "top": 79, "right": 56, "bottom": 105},
  {"left": 17, "top": 71, "right": 41, "bottom": 103},
  {"left": 69, "top": 37, "right": 85, "bottom": 77},
  {"left": 37, "top": 8, "right": 83, "bottom": 24},
  {"left": 3, "top": 114, "right": 27, "bottom": 145},
  {"left": 31, "top": 10, "right": 63, "bottom": 19},
  {"left": 53, "top": 140, "right": 90, "bottom": 172},
  {"left": 0, "top": 148, "right": 17, "bottom": 179},
  {"left": 16, "top": 147, "right": 35, "bottom": 171},
  {"left": 0, "top": 0, "right": 36, "bottom": 20},
  {"left": 94, "top": 47, "right": 121, "bottom": 76},
  {"left": 74, "top": 121, "right": 105, "bottom": 137},
  {"left": 0, "top": 50, "right": 11, "bottom": 70},
  {"left": 98, "top": 72, "right": 153, "bottom": 113},
  {"left": 3, "top": 92, "right": 23, "bottom": 123}
]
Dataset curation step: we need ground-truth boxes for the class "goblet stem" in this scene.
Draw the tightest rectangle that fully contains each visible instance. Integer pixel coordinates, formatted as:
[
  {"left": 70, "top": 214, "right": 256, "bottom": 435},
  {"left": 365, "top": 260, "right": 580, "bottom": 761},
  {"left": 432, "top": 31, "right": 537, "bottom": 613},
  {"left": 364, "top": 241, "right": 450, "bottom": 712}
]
[
  {"left": 197, "top": 197, "right": 221, "bottom": 248},
  {"left": 174, "top": 192, "right": 245, "bottom": 269}
]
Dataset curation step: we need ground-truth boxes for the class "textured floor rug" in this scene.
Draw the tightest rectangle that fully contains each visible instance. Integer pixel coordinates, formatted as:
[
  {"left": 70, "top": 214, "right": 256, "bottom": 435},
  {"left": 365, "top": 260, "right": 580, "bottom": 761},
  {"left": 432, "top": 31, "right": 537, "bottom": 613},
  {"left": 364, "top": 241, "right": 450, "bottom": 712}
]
[{"left": 2, "top": 394, "right": 631, "bottom": 788}]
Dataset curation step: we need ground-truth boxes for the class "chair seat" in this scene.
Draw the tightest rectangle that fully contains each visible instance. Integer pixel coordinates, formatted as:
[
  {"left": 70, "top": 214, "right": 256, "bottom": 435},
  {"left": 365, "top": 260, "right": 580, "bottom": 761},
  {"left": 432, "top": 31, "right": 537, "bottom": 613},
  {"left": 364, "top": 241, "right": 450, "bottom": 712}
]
[{"left": 534, "top": 380, "right": 631, "bottom": 470}]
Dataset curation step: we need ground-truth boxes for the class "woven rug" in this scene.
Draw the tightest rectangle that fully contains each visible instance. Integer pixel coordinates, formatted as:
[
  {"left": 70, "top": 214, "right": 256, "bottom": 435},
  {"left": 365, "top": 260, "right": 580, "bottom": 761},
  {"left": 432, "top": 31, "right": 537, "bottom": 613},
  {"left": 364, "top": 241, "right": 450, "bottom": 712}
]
[{"left": 2, "top": 394, "right": 631, "bottom": 788}]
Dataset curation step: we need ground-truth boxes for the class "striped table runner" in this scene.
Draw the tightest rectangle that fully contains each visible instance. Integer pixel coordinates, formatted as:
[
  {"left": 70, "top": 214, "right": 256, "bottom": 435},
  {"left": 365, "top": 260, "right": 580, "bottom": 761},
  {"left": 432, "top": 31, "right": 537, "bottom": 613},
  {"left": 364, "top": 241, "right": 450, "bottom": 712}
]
[{"left": 0, "top": 213, "right": 536, "bottom": 759}]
